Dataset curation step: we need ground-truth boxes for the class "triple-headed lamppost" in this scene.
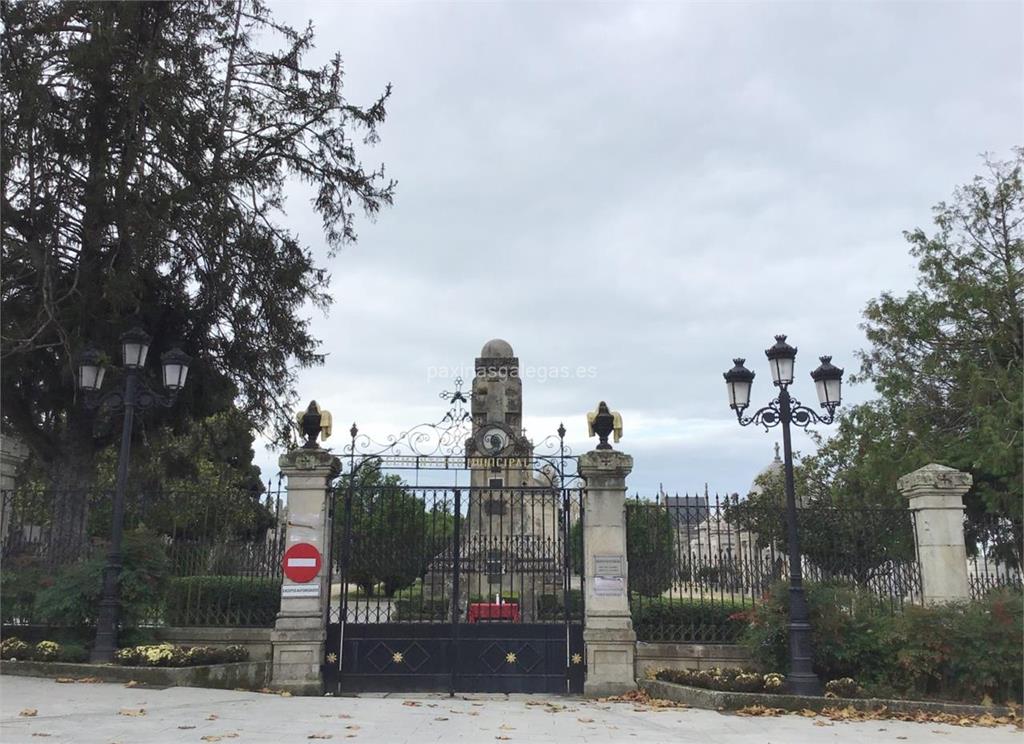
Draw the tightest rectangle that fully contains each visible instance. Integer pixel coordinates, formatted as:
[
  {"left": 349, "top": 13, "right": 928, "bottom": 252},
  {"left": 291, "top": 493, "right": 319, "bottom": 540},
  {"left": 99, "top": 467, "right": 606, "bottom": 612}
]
[
  {"left": 77, "top": 324, "right": 192, "bottom": 663},
  {"left": 723, "top": 334, "right": 843, "bottom": 696}
]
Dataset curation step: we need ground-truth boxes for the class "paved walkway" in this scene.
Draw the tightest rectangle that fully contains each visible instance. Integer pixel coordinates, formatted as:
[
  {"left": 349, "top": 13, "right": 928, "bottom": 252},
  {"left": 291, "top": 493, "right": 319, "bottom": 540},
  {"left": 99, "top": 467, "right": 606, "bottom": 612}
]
[{"left": 1, "top": 676, "right": 1018, "bottom": 743}]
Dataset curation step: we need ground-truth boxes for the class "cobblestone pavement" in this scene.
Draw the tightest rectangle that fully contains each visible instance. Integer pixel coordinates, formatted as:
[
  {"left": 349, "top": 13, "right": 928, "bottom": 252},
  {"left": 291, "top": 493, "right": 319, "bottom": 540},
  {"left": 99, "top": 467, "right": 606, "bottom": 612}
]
[{"left": 1, "top": 676, "right": 1019, "bottom": 744}]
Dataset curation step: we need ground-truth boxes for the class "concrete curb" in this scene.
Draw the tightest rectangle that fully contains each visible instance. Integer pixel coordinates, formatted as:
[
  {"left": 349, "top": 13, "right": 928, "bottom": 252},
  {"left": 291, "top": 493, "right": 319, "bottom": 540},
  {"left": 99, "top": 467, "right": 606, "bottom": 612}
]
[
  {"left": 640, "top": 679, "right": 1016, "bottom": 718},
  {"left": 0, "top": 660, "right": 270, "bottom": 690}
]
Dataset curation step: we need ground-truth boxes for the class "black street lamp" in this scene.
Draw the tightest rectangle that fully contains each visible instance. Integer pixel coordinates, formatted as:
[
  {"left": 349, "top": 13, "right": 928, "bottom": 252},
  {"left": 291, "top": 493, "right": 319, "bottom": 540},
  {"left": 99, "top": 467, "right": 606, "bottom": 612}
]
[
  {"left": 77, "top": 323, "right": 191, "bottom": 663},
  {"left": 723, "top": 334, "right": 843, "bottom": 696}
]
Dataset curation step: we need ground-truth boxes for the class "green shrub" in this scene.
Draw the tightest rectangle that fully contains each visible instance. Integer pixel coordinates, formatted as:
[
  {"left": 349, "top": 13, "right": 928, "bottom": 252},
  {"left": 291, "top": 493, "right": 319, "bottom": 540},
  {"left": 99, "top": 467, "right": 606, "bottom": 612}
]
[
  {"left": 113, "top": 643, "right": 249, "bottom": 667},
  {"left": 825, "top": 677, "right": 866, "bottom": 698},
  {"left": 33, "top": 640, "right": 61, "bottom": 661},
  {"left": 0, "top": 637, "right": 31, "bottom": 660},
  {"left": 537, "top": 590, "right": 583, "bottom": 620},
  {"left": 631, "top": 597, "right": 749, "bottom": 643},
  {"left": 742, "top": 580, "right": 897, "bottom": 684},
  {"left": 58, "top": 643, "right": 89, "bottom": 663},
  {"left": 742, "top": 581, "right": 1024, "bottom": 703},
  {"left": 33, "top": 528, "right": 168, "bottom": 629},
  {"left": 626, "top": 503, "right": 675, "bottom": 597},
  {"left": 0, "top": 637, "right": 88, "bottom": 663},
  {"left": 393, "top": 597, "right": 448, "bottom": 622},
  {"left": 162, "top": 576, "right": 281, "bottom": 627},
  {"left": 0, "top": 557, "right": 47, "bottom": 624},
  {"left": 889, "top": 589, "right": 1023, "bottom": 702}
]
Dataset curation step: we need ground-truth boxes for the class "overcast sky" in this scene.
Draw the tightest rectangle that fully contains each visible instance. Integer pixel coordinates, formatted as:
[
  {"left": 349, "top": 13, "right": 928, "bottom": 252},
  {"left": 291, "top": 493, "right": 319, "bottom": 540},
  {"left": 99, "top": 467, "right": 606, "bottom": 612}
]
[{"left": 253, "top": 1, "right": 1022, "bottom": 497}]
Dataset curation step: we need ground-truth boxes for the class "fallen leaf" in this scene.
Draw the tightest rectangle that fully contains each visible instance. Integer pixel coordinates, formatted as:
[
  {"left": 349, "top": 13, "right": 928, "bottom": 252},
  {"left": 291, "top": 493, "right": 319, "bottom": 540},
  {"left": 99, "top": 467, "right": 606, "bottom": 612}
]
[
  {"left": 20, "top": 708, "right": 38, "bottom": 717},
  {"left": 577, "top": 718, "right": 594, "bottom": 723},
  {"left": 31, "top": 734, "right": 51, "bottom": 738},
  {"left": 402, "top": 701, "right": 420, "bottom": 707},
  {"left": 499, "top": 723, "right": 515, "bottom": 730},
  {"left": 338, "top": 714, "right": 352, "bottom": 719},
  {"left": 280, "top": 691, "right": 292, "bottom": 697},
  {"left": 495, "top": 738, "right": 511, "bottom": 742},
  {"left": 307, "top": 735, "right": 332, "bottom": 740},
  {"left": 434, "top": 717, "right": 449, "bottom": 721},
  {"left": 206, "top": 714, "right": 219, "bottom": 721},
  {"left": 55, "top": 677, "right": 75, "bottom": 683},
  {"left": 345, "top": 725, "right": 360, "bottom": 731},
  {"left": 118, "top": 708, "right": 146, "bottom": 717},
  {"left": 177, "top": 726, "right": 196, "bottom": 730},
  {"left": 77, "top": 676, "right": 103, "bottom": 684},
  {"left": 201, "top": 737, "right": 222, "bottom": 743},
  {"left": 124, "top": 681, "right": 139, "bottom": 688}
]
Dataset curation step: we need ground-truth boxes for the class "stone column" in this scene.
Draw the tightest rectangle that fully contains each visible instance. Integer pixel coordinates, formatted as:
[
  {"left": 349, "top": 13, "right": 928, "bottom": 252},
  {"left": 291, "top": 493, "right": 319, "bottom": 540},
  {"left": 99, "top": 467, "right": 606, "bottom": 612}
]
[
  {"left": 897, "top": 463, "right": 972, "bottom": 605},
  {"left": 270, "top": 447, "right": 340, "bottom": 695},
  {"left": 579, "top": 449, "right": 636, "bottom": 697}
]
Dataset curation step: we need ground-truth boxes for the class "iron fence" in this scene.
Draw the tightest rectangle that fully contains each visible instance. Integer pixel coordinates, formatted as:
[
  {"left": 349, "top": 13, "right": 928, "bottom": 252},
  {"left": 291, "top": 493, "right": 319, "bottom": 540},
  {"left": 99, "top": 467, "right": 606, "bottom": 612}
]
[
  {"left": 625, "top": 493, "right": 923, "bottom": 643},
  {"left": 1, "top": 484, "right": 285, "bottom": 628},
  {"left": 966, "top": 513, "right": 1023, "bottom": 599}
]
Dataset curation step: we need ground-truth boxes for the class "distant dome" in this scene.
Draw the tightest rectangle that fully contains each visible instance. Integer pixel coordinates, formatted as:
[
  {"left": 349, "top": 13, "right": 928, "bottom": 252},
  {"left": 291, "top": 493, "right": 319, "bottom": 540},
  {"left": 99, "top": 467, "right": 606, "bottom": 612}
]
[
  {"left": 748, "top": 443, "right": 783, "bottom": 496},
  {"left": 480, "top": 338, "right": 514, "bottom": 358}
]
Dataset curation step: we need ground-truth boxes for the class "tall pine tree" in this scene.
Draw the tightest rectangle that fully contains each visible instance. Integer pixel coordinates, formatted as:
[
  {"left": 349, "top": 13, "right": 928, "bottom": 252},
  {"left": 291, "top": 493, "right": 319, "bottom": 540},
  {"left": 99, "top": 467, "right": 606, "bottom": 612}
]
[{"left": 2, "top": 1, "right": 394, "bottom": 505}]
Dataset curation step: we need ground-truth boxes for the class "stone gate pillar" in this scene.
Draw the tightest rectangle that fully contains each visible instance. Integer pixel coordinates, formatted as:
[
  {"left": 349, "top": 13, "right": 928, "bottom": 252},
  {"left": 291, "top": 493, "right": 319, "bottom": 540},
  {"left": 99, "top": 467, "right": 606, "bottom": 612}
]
[
  {"left": 897, "top": 463, "right": 972, "bottom": 605},
  {"left": 270, "top": 446, "right": 340, "bottom": 695},
  {"left": 579, "top": 448, "right": 636, "bottom": 696}
]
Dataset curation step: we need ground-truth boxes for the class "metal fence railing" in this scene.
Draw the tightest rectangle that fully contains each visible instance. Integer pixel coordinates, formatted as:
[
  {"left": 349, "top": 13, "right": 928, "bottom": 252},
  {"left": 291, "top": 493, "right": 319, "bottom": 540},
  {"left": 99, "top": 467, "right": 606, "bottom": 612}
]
[
  {"left": 966, "top": 513, "right": 1023, "bottom": 600},
  {"left": 1, "top": 485, "right": 285, "bottom": 628},
  {"left": 625, "top": 493, "right": 923, "bottom": 643}
]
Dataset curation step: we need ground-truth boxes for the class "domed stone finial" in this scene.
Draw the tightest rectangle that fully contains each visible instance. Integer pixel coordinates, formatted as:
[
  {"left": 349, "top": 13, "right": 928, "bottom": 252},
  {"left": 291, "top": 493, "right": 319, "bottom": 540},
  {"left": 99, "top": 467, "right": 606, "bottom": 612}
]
[{"left": 480, "top": 338, "right": 514, "bottom": 358}]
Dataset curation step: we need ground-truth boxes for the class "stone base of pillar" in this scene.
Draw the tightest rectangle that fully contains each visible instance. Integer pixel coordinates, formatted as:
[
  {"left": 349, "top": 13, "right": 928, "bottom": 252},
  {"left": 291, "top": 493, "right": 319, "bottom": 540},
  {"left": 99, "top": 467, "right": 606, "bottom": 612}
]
[
  {"left": 270, "top": 616, "right": 325, "bottom": 696},
  {"left": 583, "top": 623, "right": 637, "bottom": 697}
]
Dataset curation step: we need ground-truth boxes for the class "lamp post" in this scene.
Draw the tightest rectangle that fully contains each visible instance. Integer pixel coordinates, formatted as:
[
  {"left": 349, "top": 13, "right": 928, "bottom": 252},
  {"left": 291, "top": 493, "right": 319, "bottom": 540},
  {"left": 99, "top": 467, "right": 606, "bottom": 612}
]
[
  {"left": 723, "top": 334, "right": 843, "bottom": 696},
  {"left": 77, "top": 323, "right": 191, "bottom": 663}
]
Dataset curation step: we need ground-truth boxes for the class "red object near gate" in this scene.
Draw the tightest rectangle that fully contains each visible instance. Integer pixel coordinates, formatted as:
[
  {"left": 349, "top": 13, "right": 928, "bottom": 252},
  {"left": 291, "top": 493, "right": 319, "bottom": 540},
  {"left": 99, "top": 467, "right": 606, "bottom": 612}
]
[
  {"left": 282, "top": 542, "right": 322, "bottom": 583},
  {"left": 467, "top": 602, "right": 521, "bottom": 623}
]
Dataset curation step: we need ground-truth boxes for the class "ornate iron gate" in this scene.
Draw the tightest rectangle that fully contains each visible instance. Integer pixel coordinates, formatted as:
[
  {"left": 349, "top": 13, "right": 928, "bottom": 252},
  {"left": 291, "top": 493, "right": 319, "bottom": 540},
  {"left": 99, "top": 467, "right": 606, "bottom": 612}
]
[{"left": 323, "top": 383, "right": 586, "bottom": 695}]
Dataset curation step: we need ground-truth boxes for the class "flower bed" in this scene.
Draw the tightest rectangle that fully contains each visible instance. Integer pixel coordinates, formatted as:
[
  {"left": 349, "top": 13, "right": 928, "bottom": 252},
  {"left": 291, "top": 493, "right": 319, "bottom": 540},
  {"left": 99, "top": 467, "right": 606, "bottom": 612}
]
[
  {"left": 1, "top": 637, "right": 87, "bottom": 663},
  {"left": 1, "top": 638, "right": 248, "bottom": 668},
  {"left": 114, "top": 643, "right": 248, "bottom": 667},
  {"left": 654, "top": 667, "right": 868, "bottom": 698},
  {"left": 655, "top": 667, "right": 785, "bottom": 693}
]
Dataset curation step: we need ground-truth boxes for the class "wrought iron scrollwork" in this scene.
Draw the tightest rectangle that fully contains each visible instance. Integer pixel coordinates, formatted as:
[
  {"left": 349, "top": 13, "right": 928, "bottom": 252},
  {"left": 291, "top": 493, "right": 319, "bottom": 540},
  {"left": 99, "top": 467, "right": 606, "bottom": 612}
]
[
  {"left": 736, "top": 395, "right": 837, "bottom": 431},
  {"left": 339, "top": 377, "right": 585, "bottom": 487},
  {"left": 83, "top": 374, "right": 178, "bottom": 413}
]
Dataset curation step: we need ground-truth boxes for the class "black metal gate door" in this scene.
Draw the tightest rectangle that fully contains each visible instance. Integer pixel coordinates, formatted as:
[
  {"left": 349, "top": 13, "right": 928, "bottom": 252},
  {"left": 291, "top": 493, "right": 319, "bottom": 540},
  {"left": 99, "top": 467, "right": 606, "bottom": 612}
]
[{"left": 325, "top": 483, "right": 584, "bottom": 694}]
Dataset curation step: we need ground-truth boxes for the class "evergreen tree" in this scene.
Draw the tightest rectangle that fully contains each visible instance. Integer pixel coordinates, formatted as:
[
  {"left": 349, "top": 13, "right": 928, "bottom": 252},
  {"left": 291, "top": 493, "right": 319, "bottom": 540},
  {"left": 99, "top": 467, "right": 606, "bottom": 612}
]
[{"left": 1, "top": 1, "right": 394, "bottom": 504}]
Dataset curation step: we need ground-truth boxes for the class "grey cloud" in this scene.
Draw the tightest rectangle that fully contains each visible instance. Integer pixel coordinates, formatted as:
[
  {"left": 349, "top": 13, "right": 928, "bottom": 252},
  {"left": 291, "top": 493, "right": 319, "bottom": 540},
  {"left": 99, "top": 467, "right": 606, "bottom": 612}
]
[{"left": 253, "top": 1, "right": 1022, "bottom": 494}]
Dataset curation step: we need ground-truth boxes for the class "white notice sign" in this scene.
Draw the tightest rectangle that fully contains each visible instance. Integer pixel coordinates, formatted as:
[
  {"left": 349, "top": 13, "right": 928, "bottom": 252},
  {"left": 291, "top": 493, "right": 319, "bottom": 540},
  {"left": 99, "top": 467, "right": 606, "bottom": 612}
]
[
  {"left": 593, "top": 576, "right": 626, "bottom": 596},
  {"left": 282, "top": 584, "right": 320, "bottom": 599}
]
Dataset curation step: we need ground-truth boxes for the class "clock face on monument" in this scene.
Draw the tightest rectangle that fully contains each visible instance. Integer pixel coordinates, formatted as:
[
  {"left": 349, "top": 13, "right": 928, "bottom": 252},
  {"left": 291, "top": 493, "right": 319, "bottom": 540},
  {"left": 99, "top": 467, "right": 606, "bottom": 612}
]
[{"left": 476, "top": 425, "right": 511, "bottom": 456}]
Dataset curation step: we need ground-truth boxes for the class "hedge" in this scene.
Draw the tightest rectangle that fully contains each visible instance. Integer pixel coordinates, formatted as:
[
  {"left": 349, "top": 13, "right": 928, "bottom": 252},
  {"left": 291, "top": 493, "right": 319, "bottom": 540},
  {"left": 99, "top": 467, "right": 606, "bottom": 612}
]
[
  {"left": 742, "top": 581, "right": 1023, "bottom": 704},
  {"left": 631, "top": 596, "right": 750, "bottom": 643},
  {"left": 162, "top": 576, "right": 281, "bottom": 627},
  {"left": 537, "top": 590, "right": 583, "bottom": 621},
  {"left": 392, "top": 597, "right": 449, "bottom": 622}
]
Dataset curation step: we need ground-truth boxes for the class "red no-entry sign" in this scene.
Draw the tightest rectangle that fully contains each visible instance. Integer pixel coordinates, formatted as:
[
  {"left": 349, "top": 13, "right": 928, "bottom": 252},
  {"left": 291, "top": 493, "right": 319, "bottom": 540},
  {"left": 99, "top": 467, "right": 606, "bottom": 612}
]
[{"left": 282, "top": 542, "right": 322, "bottom": 583}]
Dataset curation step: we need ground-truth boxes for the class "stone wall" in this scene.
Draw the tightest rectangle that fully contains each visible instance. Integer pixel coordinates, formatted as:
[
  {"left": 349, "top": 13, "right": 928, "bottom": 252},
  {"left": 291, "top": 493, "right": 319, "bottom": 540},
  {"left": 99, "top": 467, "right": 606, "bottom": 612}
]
[
  {"left": 153, "top": 627, "right": 273, "bottom": 661},
  {"left": 634, "top": 642, "right": 753, "bottom": 679}
]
